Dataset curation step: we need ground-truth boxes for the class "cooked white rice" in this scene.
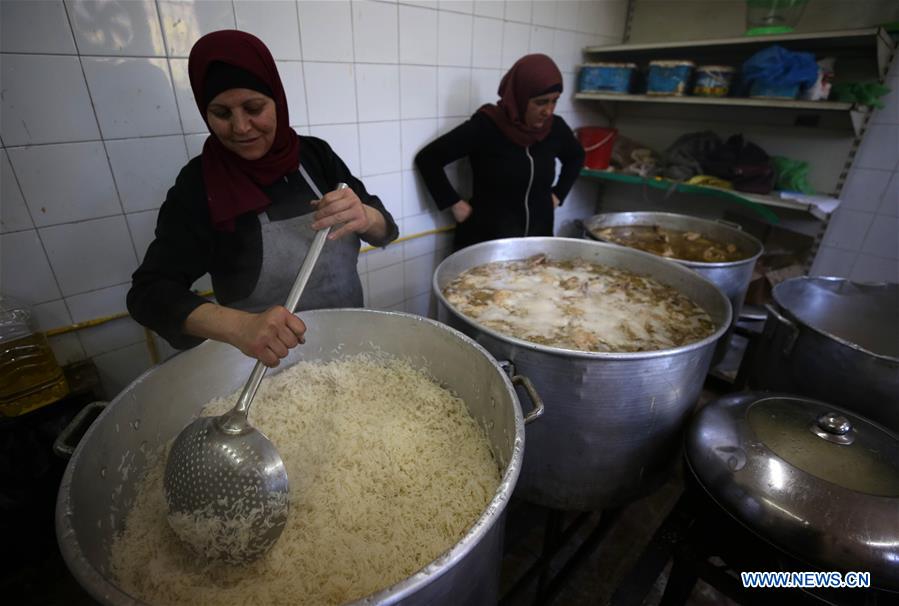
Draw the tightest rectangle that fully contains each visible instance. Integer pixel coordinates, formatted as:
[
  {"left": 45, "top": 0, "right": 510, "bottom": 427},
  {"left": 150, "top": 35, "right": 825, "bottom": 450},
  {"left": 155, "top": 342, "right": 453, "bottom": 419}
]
[{"left": 109, "top": 354, "right": 500, "bottom": 605}]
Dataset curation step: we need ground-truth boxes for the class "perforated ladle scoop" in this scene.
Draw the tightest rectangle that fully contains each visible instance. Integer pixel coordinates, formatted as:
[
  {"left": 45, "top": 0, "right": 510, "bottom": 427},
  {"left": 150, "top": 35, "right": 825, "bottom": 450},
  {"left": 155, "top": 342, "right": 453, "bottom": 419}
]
[{"left": 162, "top": 183, "right": 346, "bottom": 565}]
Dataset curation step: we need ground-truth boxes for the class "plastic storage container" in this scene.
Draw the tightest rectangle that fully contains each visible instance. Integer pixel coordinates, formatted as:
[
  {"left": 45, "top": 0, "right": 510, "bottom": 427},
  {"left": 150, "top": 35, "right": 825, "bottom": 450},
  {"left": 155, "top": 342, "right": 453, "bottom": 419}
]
[
  {"left": 0, "top": 296, "right": 69, "bottom": 417},
  {"left": 693, "top": 65, "right": 735, "bottom": 97},
  {"left": 578, "top": 63, "right": 637, "bottom": 94},
  {"left": 647, "top": 60, "right": 695, "bottom": 96},
  {"left": 745, "top": 0, "right": 809, "bottom": 36}
]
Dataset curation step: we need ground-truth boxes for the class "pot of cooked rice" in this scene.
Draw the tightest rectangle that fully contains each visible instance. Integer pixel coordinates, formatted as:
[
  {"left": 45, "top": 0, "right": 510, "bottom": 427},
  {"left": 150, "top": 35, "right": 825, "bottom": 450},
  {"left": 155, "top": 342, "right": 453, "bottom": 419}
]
[
  {"left": 56, "top": 309, "right": 542, "bottom": 605},
  {"left": 433, "top": 237, "right": 731, "bottom": 511}
]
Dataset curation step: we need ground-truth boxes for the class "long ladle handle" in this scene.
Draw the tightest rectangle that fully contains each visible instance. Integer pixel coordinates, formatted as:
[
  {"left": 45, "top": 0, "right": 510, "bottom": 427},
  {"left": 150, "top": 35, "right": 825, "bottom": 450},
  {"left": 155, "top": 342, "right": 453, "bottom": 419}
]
[{"left": 229, "top": 183, "right": 348, "bottom": 423}]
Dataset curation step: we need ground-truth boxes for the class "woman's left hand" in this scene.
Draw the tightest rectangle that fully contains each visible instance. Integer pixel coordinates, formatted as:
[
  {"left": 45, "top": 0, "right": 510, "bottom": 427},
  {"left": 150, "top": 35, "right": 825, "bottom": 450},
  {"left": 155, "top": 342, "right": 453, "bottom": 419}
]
[
  {"left": 552, "top": 193, "right": 560, "bottom": 209},
  {"left": 311, "top": 186, "right": 373, "bottom": 240}
]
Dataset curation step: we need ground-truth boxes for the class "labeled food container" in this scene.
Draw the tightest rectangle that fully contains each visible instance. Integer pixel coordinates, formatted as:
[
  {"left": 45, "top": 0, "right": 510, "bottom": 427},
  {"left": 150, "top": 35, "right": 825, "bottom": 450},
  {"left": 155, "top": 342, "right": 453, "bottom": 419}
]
[
  {"left": 578, "top": 62, "right": 637, "bottom": 94},
  {"left": 693, "top": 65, "right": 735, "bottom": 97},
  {"left": 647, "top": 60, "right": 695, "bottom": 96}
]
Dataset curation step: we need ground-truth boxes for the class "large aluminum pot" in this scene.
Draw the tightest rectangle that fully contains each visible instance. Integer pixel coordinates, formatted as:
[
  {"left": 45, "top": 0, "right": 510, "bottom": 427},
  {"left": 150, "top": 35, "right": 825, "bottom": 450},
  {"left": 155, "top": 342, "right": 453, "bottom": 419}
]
[
  {"left": 584, "top": 212, "right": 762, "bottom": 361},
  {"left": 686, "top": 391, "right": 899, "bottom": 592},
  {"left": 746, "top": 277, "right": 899, "bottom": 432},
  {"left": 433, "top": 237, "right": 732, "bottom": 511},
  {"left": 56, "top": 309, "right": 543, "bottom": 606}
]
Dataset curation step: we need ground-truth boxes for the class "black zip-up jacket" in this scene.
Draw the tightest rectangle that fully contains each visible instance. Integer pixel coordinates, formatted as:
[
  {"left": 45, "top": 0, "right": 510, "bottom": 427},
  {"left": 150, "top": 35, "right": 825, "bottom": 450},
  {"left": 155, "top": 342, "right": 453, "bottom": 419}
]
[
  {"left": 127, "top": 136, "right": 399, "bottom": 350},
  {"left": 415, "top": 112, "right": 584, "bottom": 250}
]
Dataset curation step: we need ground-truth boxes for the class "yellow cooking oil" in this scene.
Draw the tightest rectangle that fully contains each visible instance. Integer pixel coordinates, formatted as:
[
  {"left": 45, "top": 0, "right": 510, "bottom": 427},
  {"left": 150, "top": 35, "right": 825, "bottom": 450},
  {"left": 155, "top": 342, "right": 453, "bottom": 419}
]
[{"left": 1, "top": 298, "right": 70, "bottom": 417}]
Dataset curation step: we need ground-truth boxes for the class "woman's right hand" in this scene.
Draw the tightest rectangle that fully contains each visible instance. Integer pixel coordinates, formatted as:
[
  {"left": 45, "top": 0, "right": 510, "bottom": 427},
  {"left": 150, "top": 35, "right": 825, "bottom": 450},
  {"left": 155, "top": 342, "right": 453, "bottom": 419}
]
[
  {"left": 451, "top": 200, "right": 473, "bottom": 223},
  {"left": 233, "top": 306, "right": 307, "bottom": 367},
  {"left": 184, "top": 303, "right": 306, "bottom": 368}
]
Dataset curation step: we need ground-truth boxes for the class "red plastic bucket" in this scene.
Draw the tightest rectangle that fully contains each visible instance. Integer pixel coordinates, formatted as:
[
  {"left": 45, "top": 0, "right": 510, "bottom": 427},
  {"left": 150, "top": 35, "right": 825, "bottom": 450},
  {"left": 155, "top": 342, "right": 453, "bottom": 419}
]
[{"left": 577, "top": 127, "right": 617, "bottom": 169}]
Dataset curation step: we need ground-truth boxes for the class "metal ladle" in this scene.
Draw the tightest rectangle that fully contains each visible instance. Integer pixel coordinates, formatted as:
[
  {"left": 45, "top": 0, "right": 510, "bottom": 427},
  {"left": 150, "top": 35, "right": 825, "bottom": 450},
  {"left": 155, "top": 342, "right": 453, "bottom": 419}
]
[{"left": 162, "top": 183, "right": 346, "bottom": 565}]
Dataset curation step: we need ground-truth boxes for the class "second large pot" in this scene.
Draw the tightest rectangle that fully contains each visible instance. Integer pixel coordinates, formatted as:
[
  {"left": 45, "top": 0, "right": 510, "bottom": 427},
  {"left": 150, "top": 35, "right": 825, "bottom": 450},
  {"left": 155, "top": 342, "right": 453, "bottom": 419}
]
[
  {"left": 746, "top": 277, "right": 899, "bottom": 432},
  {"left": 433, "top": 237, "right": 732, "bottom": 511}
]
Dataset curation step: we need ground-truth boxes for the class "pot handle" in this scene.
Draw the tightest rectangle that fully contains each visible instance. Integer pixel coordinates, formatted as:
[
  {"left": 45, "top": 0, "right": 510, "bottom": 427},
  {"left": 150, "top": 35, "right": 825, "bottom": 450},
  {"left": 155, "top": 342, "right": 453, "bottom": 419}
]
[
  {"left": 498, "top": 361, "right": 545, "bottom": 425},
  {"left": 763, "top": 303, "right": 798, "bottom": 355},
  {"left": 54, "top": 401, "right": 107, "bottom": 460}
]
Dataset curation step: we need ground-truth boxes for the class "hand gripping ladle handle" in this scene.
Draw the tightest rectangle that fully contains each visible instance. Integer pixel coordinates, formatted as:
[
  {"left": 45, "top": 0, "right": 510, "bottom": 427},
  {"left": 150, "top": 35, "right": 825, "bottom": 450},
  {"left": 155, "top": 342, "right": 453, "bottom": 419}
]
[{"left": 220, "top": 183, "right": 348, "bottom": 433}]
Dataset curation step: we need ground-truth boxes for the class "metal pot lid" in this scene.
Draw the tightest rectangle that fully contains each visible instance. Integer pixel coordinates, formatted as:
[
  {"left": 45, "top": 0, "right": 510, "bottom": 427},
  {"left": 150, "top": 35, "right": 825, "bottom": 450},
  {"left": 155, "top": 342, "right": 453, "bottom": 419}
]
[
  {"left": 686, "top": 392, "right": 899, "bottom": 588},
  {"left": 772, "top": 277, "right": 899, "bottom": 359}
]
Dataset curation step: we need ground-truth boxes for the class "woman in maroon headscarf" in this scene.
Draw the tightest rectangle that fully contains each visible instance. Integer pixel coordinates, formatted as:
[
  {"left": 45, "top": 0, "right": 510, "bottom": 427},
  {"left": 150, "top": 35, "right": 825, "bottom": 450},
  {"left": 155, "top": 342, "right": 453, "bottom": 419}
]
[
  {"left": 415, "top": 54, "right": 584, "bottom": 251},
  {"left": 127, "top": 30, "right": 398, "bottom": 368}
]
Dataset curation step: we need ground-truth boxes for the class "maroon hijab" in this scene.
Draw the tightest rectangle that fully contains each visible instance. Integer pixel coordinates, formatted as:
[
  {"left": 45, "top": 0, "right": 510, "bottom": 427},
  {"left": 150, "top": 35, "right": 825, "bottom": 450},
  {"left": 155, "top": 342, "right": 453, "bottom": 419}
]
[
  {"left": 188, "top": 30, "right": 300, "bottom": 231},
  {"left": 479, "top": 54, "right": 563, "bottom": 147}
]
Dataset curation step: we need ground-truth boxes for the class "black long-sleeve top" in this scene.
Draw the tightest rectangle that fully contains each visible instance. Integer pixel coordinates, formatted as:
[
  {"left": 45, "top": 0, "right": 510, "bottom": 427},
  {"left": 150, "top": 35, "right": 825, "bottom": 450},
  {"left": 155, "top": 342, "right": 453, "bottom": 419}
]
[
  {"left": 415, "top": 112, "right": 584, "bottom": 250},
  {"left": 127, "top": 136, "right": 399, "bottom": 350}
]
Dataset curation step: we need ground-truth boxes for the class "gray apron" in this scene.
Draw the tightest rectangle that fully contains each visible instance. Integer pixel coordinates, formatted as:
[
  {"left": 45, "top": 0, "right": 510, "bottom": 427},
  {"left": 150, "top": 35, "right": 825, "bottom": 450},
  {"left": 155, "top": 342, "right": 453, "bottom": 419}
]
[{"left": 228, "top": 164, "right": 363, "bottom": 313}]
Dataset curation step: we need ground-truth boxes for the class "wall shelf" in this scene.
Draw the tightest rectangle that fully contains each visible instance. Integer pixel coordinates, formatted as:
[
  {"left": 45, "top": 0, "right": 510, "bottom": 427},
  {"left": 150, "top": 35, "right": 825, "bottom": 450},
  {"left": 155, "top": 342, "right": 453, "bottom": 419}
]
[
  {"left": 576, "top": 27, "right": 897, "bottom": 272},
  {"left": 579, "top": 169, "right": 840, "bottom": 222},
  {"left": 582, "top": 27, "right": 894, "bottom": 81},
  {"left": 574, "top": 92, "right": 869, "bottom": 134},
  {"left": 578, "top": 27, "right": 894, "bottom": 136}
]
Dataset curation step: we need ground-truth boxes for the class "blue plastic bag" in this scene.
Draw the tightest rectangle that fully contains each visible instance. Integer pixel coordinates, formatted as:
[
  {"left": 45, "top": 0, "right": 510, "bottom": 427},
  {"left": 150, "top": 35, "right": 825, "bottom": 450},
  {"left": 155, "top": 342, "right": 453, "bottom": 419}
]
[{"left": 741, "top": 45, "right": 819, "bottom": 89}]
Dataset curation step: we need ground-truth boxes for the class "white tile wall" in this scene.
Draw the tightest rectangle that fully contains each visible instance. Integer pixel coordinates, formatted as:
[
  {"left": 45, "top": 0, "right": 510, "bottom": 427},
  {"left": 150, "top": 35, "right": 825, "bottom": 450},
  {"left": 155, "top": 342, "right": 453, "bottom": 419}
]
[
  {"left": 1, "top": 1, "right": 76, "bottom": 54},
  {"left": 305, "top": 62, "right": 357, "bottom": 124},
  {"left": 67, "top": 0, "right": 166, "bottom": 57},
  {"left": 1, "top": 0, "right": 624, "bottom": 398},
  {"left": 234, "top": 1, "right": 302, "bottom": 60},
  {"left": 399, "top": 5, "right": 438, "bottom": 65},
  {"left": 106, "top": 136, "right": 188, "bottom": 213},
  {"left": 297, "top": 0, "right": 354, "bottom": 62},
  {"left": 1, "top": 54, "right": 100, "bottom": 146},
  {"left": 356, "top": 64, "right": 401, "bottom": 122},
  {"left": 1, "top": 150, "right": 32, "bottom": 233},
  {"left": 157, "top": 0, "right": 235, "bottom": 57},
  {"left": 83, "top": 57, "right": 182, "bottom": 139},
  {"left": 9, "top": 142, "right": 121, "bottom": 226},
  {"left": 359, "top": 121, "right": 402, "bottom": 175},
  {"left": 0, "top": 230, "right": 62, "bottom": 303},
  {"left": 67, "top": 284, "right": 145, "bottom": 357},
  {"left": 353, "top": 1, "right": 399, "bottom": 63},
  {"left": 814, "top": 62, "right": 899, "bottom": 283},
  {"left": 40, "top": 216, "right": 138, "bottom": 296}
]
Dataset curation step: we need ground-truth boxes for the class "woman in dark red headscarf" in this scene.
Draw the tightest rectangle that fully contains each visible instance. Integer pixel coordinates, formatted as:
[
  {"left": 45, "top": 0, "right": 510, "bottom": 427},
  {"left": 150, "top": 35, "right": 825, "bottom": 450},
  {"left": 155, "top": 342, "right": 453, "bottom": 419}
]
[
  {"left": 128, "top": 30, "right": 398, "bottom": 368},
  {"left": 415, "top": 54, "right": 584, "bottom": 251}
]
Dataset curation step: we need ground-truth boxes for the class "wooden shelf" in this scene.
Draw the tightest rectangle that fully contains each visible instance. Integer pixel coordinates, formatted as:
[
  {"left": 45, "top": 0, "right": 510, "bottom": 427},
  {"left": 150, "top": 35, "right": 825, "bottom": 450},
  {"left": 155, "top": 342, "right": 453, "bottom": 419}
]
[{"left": 578, "top": 169, "right": 840, "bottom": 221}]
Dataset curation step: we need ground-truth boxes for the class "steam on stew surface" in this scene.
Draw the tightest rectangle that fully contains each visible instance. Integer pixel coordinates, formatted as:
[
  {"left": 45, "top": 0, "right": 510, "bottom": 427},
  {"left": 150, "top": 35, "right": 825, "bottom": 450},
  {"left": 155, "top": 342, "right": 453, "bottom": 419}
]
[{"left": 443, "top": 254, "right": 716, "bottom": 353}]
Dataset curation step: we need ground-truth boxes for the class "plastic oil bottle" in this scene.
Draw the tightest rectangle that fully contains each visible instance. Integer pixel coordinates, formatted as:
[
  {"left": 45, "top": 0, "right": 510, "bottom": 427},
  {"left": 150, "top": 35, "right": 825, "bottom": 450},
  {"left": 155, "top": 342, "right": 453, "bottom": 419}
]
[{"left": 0, "top": 295, "right": 69, "bottom": 417}]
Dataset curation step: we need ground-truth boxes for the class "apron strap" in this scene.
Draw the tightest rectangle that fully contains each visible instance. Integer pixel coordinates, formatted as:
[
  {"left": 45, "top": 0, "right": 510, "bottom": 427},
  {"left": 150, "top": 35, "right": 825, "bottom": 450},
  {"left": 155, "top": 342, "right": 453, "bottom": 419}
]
[{"left": 298, "top": 163, "right": 325, "bottom": 199}]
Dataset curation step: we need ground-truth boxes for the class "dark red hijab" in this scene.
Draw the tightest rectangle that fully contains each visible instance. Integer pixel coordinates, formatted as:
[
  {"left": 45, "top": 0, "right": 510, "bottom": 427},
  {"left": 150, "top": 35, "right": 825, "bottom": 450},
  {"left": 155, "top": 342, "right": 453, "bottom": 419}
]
[
  {"left": 479, "top": 54, "right": 563, "bottom": 147},
  {"left": 188, "top": 30, "right": 300, "bottom": 231}
]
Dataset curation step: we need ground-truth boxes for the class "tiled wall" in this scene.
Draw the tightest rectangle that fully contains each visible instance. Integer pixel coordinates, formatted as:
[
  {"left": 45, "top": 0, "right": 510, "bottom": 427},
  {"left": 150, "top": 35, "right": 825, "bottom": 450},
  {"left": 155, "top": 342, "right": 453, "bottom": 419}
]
[
  {"left": 812, "top": 58, "right": 899, "bottom": 282},
  {"left": 0, "top": 0, "right": 623, "bottom": 398}
]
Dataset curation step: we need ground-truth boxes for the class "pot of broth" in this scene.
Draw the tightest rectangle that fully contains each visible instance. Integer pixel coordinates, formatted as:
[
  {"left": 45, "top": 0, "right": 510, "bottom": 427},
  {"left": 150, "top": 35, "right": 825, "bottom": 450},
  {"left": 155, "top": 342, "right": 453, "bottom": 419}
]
[
  {"left": 56, "top": 310, "right": 542, "bottom": 606},
  {"left": 433, "top": 237, "right": 731, "bottom": 511},
  {"left": 583, "top": 212, "right": 763, "bottom": 362}
]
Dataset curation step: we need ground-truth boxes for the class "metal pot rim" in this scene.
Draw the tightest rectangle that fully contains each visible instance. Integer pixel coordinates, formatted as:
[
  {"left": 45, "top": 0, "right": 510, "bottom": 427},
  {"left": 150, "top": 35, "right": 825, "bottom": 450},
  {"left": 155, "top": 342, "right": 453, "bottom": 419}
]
[
  {"left": 772, "top": 276, "right": 899, "bottom": 363},
  {"left": 433, "top": 237, "right": 732, "bottom": 361},
  {"left": 583, "top": 211, "right": 764, "bottom": 269},
  {"left": 56, "top": 309, "right": 525, "bottom": 606}
]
